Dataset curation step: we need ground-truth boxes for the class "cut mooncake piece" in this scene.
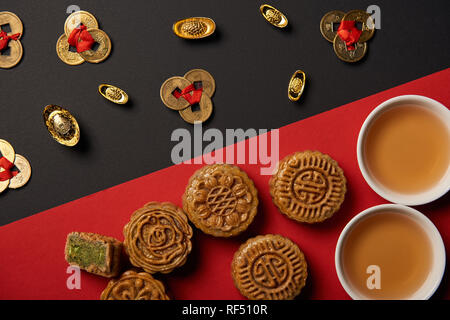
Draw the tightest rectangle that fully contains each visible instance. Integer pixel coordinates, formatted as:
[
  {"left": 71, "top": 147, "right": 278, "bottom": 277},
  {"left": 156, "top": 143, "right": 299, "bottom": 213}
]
[{"left": 65, "top": 232, "right": 123, "bottom": 278}]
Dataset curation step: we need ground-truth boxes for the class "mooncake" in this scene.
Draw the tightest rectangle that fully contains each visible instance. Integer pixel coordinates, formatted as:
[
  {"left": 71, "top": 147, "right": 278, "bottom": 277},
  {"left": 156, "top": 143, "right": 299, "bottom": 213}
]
[
  {"left": 231, "top": 234, "right": 308, "bottom": 300},
  {"left": 182, "top": 164, "right": 259, "bottom": 237},
  {"left": 65, "top": 232, "right": 123, "bottom": 278},
  {"left": 269, "top": 151, "right": 346, "bottom": 223}
]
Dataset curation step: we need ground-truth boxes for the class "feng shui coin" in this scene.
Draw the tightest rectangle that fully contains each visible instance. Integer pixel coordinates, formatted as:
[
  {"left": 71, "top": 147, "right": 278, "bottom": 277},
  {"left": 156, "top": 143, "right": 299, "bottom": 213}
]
[
  {"left": 0, "top": 11, "right": 23, "bottom": 38},
  {"left": 0, "top": 139, "right": 15, "bottom": 163},
  {"left": 173, "top": 17, "right": 216, "bottom": 39},
  {"left": 179, "top": 94, "right": 213, "bottom": 124},
  {"left": 98, "top": 84, "right": 129, "bottom": 104},
  {"left": 160, "top": 76, "right": 192, "bottom": 110},
  {"left": 56, "top": 34, "right": 84, "bottom": 66},
  {"left": 79, "top": 28, "right": 112, "bottom": 64},
  {"left": 342, "top": 10, "right": 375, "bottom": 43},
  {"left": 9, "top": 154, "right": 31, "bottom": 189},
  {"left": 43, "top": 105, "right": 80, "bottom": 147},
  {"left": 184, "top": 69, "right": 216, "bottom": 98},
  {"left": 260, "top": 4, "right": 288, "bottom": 28},
  {"left": 0, "top": 40, "right": 23, "bottom": 69},
  {"left": 333, "top": 34, "right": 367, "bottom": 63},
  {"left": 64, "top": 10, "right": 99, "bottom": 37},
  {"left": 231, "top": 234, "right": 308, "bottom": 300},
  {"left": 320, "top": 10, "right": 346, "bottom": 42}
]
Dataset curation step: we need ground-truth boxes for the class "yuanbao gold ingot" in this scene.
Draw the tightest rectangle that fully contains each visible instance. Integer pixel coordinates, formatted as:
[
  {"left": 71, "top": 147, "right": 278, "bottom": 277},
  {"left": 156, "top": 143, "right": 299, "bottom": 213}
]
[
  {"left": 173, "top": 17, "right": 216, "bottom": 39},
  {"left": 260, "top": 4, "right": 288, "bottom": 28},
  {"left": 43, "top": 105, "right": 80, "bottom": 147},
  {"left": 288, "top": 70, "right": 306, "bottom": 101},
  {"left": 98, "top": 84, "right": 129, "bottom": 104}
]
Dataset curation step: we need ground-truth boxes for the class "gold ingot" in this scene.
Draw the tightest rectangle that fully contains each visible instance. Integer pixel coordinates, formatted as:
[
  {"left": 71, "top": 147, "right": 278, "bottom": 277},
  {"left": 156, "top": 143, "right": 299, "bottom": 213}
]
[
  {"left": 173, "top": 17, "right": 216, "bottom": 39},
  {"left": 9, "top": 154, "right": 31, "bottom": 189},
  {"left": 260, "top": 4, "right": 288, "bottom": 28},
  {"left": 43, "top": 105, "right": 80, "bottom": 147},
  {"left": 98, "top": 84, "right": 129, "bottom": 104},
  {"left": 56, "top": 33, "right": 84, "bottom": 66},
  {"left": 79, "top": 28, "right": 112, "bottom": 64},
  {"left": 64, "top": 10, "right": 99, "bottom": 37},
  {"left": 0, "top": 11, "right": 23, "bottom": 38},
  {"left": 288, "top": 70, "right": 306, "bottom": 101}
]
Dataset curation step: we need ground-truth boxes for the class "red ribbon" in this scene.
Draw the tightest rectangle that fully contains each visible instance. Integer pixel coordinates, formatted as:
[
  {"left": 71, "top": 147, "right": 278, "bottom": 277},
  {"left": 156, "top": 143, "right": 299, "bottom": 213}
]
[
  {"left": 0, "top": 157, "right": 18, "bottom": 182},
  {"left": 337, "top": 20, "right": 362, "bottom": 51},
  {"left": 172, "top": 84, "right": 203, "bottom": 105},
  {"left": 67, "top": 24, "right": 95, "bottom": 53},
  {"left": 0, "top": 29, "right": 21, "bottom": 51}
]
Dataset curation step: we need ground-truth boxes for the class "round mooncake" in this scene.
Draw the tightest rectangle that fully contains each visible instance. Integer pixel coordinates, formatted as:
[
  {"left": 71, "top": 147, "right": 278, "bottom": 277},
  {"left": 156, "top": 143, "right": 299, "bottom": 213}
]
[
  {"left": 269, "top": 151, "right": 346, "bottom": 223},
  {"left": 182, "top": 164, "right": 258, "bottom": 237},
  {"left": 101, "top": 270, "right": 169, "bottom": 300},
  {"left": 231, "top": 234, "right": 308, "bottom": 300},
  {"left": 123, "top": 202, "right": 193, "bottom": 274}
]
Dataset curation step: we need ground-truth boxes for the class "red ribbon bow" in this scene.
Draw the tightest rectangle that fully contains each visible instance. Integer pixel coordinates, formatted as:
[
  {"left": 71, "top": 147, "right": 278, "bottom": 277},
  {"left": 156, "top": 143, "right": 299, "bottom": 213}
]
[
  {"left": 337, "top": 20, "right": 362, "bottom": 51},
  {"left": 0, "top": 29, "right": 21, "bottom": 51},
  {"left": 0, "top": 157, "right": 18, "bottom": 182},
  {"left": 67, "top": 24, "right": 95, "bottom": 53},
  {"left": 172, "top": 84, "right": 203, "bottom": 105}
]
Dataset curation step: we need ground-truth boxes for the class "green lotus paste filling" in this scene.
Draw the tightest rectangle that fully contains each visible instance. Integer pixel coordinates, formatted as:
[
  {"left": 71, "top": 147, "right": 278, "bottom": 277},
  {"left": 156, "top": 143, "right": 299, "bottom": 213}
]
[{"left": 67, "top": 235, "right": 107, "bottom": 269}]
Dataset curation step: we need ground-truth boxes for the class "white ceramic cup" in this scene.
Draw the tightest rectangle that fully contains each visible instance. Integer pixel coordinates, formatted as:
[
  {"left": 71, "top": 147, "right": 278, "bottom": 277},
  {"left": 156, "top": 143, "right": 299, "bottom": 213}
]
[
  {"left": 357, "top": 95, "right": 450, "bottom": 205},
  {"left": 335, "top": 204, "right": 446, "bottom": 300}
]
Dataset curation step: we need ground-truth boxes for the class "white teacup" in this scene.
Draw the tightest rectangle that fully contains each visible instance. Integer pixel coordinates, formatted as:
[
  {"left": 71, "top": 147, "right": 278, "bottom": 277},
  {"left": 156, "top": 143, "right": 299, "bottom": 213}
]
[
  {"left": 335, "top": 204, "right": 446, "bottom": 300},
  {"left": 357, "top": 95, "right": 450, "bottom": 205}
]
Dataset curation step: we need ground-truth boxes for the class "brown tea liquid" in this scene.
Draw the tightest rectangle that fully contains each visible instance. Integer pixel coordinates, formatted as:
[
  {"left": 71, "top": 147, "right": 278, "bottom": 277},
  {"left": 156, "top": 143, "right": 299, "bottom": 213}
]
[
  {"left": 342, "top": 212, "right": 432, "bottom": 299},
  {"left": 365, "top": 105, "right": 449, "bottom": 193}
]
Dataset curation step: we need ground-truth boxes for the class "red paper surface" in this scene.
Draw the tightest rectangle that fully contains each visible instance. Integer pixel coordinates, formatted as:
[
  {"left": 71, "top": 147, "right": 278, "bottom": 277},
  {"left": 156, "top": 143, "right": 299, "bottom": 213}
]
[{"left": 0, "top": 69, "right": 449, "bottom": 300}]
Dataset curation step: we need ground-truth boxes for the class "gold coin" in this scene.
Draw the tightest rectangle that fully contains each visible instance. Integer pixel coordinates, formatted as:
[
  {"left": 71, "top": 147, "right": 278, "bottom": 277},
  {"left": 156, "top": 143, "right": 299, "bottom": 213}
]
[
  {"left": 160, "top": 76, "right": 192, "bottom": 110},
  {"left": 0, "top": 139, "right": 14, "bottom": 194},
  {"left": 9, "top": 154, "right": 31, "bottom": 189},
  {"left": 260, "top": 4, "right": 288, "bottom": 28},
  {"left": 184, "top": 69, "right": 216, "bottom": 98},
  {"left": 333, "top": 35, "right": 367, "bottom": 63},
  {"left": 342, "top": 10, "right": 375, "bottom": 43},
  {"left": 320, "top": 10, "right": 346, "bottom": 43},
  {"left": 173, "top": 17, "right": 216, "bottom": 39},
  {"left": 64, "top": 10, "right": 99, "bottom": 37},
  {"left": 0, "top": 11, "right": 23, "bottom": 39},
  {"left": 43, "top": 105, "right": 80, "bottom": 147},
  {"left": 0, "top": 139, "right": 15, "bottom": 163},
  {"left": 98, "top": 84, "right": 129, "bottom": 104},
  {"left": 179, "top": 94, "right": 213, "bottom": 124},
  {"left": 56, "top": 34, "right": 84, "bottom": 66},
  {"left": 288, "top": 70, "right": 306, "bottom": 102},
  {"left": 79, "top": 28, "right": 112, "bottom": 64},
  {"left": 0, "top": 39, "right": 23, "bottom": 69}
]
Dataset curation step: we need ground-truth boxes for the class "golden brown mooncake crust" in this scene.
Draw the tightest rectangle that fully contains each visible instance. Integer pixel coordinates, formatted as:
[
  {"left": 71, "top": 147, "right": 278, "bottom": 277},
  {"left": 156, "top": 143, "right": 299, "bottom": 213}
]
[
  {"left": 269, "top": 151, "right": 346, "bottom": 223},
  {"left": 231, "top": 234, "right": 308, "bottom": 300},
  {"left": 64, "top": 232, "right": 123, "bottom": 278},
  {"left": 100, "top": 270, "right": 170, "bottom": 300},
  {"left": 123, "top": 202, "right": 193, "bottom": 274},
  {"left": 182, "top": 164, "right": 259, "bottom": 237}
]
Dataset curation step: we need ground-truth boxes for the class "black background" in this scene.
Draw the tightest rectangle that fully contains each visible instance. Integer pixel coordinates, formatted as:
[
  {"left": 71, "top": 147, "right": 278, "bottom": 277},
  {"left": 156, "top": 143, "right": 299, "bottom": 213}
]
[{"left": 1, "top": 0, "right": 449, "bottom": 225}]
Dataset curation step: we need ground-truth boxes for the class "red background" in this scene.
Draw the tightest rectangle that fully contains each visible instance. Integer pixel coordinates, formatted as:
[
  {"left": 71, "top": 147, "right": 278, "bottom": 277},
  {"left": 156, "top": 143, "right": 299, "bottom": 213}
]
[{"left": 0, "top": 69, "right": 449, "bottom": 300}]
